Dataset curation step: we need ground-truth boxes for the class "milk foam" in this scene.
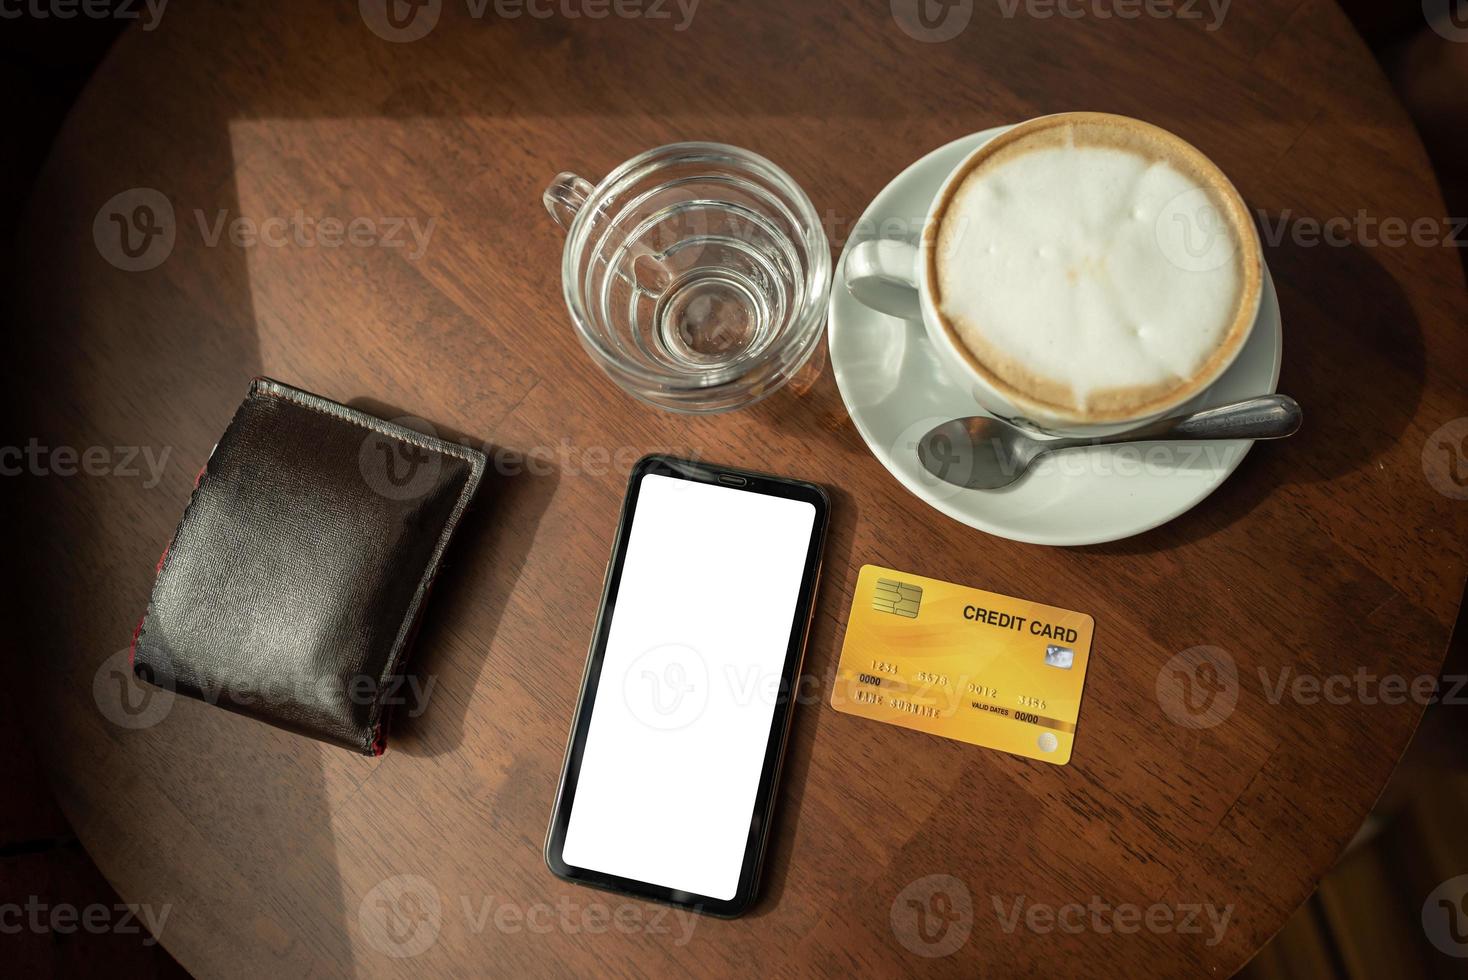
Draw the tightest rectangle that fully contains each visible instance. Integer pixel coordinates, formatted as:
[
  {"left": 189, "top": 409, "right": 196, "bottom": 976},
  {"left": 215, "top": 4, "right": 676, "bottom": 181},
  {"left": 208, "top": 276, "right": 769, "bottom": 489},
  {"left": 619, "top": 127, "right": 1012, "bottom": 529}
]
[{"left": 935, "top": 141, "right": 1243, "bottom": 412}]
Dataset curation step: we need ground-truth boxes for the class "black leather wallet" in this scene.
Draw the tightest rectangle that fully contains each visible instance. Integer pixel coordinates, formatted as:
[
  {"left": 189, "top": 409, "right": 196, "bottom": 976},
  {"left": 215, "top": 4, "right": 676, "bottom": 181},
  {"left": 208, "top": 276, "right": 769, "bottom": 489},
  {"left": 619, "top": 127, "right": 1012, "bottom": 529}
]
[{"left": 131, "top": 378, "right": 486, "bottom": 754}]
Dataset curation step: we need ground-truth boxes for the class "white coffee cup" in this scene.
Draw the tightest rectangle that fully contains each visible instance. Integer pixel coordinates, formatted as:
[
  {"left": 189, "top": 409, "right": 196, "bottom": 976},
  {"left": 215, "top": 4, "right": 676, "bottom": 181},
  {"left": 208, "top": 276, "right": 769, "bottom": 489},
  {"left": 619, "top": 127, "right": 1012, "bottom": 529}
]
[{"left": 843, "top": 112, "right": 1264, "bottom": 437}]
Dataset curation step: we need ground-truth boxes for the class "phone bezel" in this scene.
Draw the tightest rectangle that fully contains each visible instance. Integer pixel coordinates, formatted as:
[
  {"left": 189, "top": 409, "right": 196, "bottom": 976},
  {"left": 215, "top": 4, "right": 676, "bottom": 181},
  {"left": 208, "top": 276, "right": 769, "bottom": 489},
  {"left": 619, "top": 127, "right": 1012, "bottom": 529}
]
[{"left": 543, "top": 454, "right": 829, "bottom": 918}]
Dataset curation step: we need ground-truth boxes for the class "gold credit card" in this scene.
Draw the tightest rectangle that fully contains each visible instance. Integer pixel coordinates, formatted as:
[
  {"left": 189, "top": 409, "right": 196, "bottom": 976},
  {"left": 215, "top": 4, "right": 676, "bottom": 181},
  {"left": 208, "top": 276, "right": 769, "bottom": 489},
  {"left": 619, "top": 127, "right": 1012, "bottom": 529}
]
[{"left": 831, "top": 565, "right": 1095, "bottom": 765}]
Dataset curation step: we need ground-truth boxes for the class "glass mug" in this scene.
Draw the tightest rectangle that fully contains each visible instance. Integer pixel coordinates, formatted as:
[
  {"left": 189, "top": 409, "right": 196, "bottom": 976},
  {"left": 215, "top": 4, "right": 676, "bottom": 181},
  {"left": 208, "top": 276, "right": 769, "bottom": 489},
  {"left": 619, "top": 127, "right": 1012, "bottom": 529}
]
[{"left": 545, "top": 143, "right": 831, "bottom": 413}]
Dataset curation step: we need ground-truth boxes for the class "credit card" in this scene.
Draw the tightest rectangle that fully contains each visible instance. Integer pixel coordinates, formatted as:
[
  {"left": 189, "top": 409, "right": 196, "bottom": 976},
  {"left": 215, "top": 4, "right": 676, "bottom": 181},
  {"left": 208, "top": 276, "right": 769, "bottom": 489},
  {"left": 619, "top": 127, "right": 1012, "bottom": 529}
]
[{"left": 831, "top": 565, "right": 1095, "bottom": 765}]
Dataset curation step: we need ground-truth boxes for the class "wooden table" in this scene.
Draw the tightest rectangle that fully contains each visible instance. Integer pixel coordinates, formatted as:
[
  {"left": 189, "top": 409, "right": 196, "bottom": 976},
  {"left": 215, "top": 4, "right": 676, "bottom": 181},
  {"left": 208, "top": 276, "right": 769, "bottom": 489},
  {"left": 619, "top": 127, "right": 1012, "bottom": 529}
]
[{"left": 14, "top": 1, "right": 1467, "bottom": 976}]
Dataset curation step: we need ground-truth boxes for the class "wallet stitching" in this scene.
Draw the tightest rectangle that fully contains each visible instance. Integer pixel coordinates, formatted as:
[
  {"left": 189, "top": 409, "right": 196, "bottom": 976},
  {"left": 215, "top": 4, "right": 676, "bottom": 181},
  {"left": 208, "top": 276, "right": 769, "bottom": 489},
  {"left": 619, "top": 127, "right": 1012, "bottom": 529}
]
[
  {"left": 252, "top": 378, "right": 484, "bottom": 467},
  {"left": 251, "top": 378, "right": 486, "bottom": 753}
]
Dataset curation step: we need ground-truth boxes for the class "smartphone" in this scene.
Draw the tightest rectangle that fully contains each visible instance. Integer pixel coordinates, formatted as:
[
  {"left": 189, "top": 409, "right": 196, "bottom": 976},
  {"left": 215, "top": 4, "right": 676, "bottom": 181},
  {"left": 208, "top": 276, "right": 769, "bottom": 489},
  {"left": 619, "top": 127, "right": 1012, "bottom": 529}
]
[{"left": 544, "top": 455, "right": 829, "bottom": 917}]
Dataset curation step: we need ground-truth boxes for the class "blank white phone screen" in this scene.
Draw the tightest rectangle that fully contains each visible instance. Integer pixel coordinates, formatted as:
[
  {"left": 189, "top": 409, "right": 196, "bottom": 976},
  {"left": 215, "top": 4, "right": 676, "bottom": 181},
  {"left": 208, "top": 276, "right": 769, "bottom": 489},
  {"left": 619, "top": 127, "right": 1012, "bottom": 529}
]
[{"left": 561, "top": 473, "right": 816, "bottom": 901}]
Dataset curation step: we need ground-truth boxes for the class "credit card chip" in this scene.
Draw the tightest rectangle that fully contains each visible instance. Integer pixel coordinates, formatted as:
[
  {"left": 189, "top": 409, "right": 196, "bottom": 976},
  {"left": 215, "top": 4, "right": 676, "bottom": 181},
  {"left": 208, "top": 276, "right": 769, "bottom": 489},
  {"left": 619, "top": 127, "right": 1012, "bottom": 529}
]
[{"left": 873, "top": 578, "right": 922, "bottom": 618}]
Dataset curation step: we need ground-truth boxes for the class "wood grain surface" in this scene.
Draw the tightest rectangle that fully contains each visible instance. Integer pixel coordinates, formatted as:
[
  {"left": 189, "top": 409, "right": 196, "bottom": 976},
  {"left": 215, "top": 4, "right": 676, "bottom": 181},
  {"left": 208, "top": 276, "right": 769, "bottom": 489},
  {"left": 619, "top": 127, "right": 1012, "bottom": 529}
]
[{"left": 10, "top": 0, "right": 1468, "bottom": 976}]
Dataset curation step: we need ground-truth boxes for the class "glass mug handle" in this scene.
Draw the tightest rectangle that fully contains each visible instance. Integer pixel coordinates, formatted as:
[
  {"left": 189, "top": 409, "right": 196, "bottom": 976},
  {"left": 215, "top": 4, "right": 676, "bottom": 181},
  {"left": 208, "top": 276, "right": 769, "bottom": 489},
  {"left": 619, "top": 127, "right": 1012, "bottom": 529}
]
[
  {"left": 543, "top": 172, "right": 594, "bottom": 231},
  {"left": 544, "top": 171, "right": 672, "bottom": 292},
  {"left": 843, "top": 239, "right": 922, "bottom": 320}
]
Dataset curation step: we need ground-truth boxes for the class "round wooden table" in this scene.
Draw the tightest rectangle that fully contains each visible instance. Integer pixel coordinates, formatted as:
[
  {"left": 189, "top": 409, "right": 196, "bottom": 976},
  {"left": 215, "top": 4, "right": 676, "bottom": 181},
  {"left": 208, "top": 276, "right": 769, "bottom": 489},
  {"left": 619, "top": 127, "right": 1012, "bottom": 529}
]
[{"left": 16, "top": 1, "right": 1468, "bottom": 976}]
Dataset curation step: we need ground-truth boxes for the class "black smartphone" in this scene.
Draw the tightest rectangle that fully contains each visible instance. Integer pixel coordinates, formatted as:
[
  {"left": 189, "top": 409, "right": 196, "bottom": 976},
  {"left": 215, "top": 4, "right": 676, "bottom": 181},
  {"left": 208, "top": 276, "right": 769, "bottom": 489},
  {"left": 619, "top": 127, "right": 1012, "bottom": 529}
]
[{"left": 545, "top": 454, "right": 829, "bottom": 917}]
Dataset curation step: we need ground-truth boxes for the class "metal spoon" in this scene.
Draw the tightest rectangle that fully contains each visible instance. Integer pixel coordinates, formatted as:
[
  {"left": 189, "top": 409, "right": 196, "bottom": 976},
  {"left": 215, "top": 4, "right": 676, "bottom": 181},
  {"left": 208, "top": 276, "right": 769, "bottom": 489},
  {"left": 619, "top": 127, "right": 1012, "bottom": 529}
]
[{"left": 917, "top": 394, "right": 1303, "bottom": 491}]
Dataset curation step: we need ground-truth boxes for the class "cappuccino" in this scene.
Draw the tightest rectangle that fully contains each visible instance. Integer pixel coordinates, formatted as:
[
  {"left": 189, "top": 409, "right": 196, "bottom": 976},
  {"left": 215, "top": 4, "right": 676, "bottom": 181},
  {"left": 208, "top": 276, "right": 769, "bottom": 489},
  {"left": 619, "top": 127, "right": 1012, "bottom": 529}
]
[{"left": 926, "top": 113, "right": 1261, "bottom": 423}]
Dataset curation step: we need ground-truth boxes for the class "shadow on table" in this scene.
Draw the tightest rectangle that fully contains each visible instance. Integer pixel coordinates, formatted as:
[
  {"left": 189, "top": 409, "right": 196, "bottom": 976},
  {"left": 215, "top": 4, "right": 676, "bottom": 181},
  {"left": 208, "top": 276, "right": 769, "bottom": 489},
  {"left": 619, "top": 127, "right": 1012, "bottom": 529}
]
[
  {"left": 7, "top": 40, "right": 363, "bottom": 976},
  {"left": 1083, "top": 228, "right": 1425, "bottom": 556},
  {"left": 345, "top": 401, "right": 561, "bottom": 758}
]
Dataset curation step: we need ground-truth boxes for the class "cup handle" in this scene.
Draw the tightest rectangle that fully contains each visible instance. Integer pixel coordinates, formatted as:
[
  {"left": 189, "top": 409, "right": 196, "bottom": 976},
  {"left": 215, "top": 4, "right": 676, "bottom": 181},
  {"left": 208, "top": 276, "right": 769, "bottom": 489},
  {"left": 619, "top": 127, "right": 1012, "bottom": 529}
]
[
  {"left": 544, "top": 172, "right": 594, "bottom": 231},
  {"left": 543, "top": 171, "right": 673, "bottom": 295},
  {"left": 843, "top": 239, "right": 922, "bottom": 320}
]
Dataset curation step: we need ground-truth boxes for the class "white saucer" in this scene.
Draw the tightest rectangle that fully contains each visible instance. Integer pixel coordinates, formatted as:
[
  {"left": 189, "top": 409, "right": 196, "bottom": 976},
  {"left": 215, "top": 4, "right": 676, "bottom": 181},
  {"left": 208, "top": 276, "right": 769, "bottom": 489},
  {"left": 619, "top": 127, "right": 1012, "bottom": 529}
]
[{"left": 828, "top": 128, "right": 1283, "bottom": 546}]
